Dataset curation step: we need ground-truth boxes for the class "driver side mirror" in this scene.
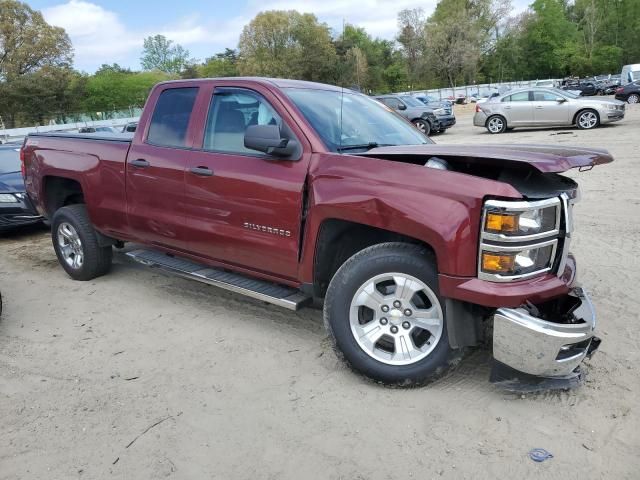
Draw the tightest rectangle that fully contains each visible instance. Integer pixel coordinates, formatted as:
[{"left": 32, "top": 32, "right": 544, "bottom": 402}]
[
  {"left": 244, "top": 124, "right": 298, "bottom": 158},
  {"left": 397, "top": 103, "right": 407, "bottom": 110},
  {"left": 556, "top": 97, "right": 567, "bottom": 103}
]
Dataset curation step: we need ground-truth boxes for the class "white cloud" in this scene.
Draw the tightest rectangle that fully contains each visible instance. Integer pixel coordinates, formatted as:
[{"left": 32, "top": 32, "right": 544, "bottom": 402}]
[{"left": 42, "top": 0, "right": 531, "bottom": 72}]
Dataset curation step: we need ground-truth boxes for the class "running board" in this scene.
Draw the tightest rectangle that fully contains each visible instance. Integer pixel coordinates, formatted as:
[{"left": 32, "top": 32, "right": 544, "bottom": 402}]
[{"left": 125, "top": 249, "right": 311, "bottom": 311}]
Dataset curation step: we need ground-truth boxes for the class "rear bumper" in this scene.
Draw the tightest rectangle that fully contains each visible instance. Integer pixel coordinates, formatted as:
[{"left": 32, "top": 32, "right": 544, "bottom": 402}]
[
  {"left": 473, "top": 112, "right": 488, "bottom": 127},
  {"left": 492, "top": 287, "right": 598, "bottom": 379}
]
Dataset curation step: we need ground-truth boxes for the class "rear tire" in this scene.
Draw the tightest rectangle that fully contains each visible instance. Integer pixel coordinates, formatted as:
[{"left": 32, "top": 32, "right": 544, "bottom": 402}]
[
  {"left": 51, "top": 205, "right": 112, "bottom": 281},
  {"left": 575, "top": 109, "right": 599, "bottom": 129},
  {"left": 324, "top": 242, "right": 459, "bottom": 386},
  {"left": 486, "top": 115, "right": 507, "bottom": 134},
  {"left": 413, "top": 119, "right": 431, "bottom": 136},
  {"left": 628, "top": 93, "right": 639, "bottom": 104}
]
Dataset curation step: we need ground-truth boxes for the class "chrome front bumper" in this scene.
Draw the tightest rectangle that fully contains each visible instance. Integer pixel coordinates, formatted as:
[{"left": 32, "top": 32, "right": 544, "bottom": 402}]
[{"left": 492, "top": 287, "right": 598, "bottom": 379}]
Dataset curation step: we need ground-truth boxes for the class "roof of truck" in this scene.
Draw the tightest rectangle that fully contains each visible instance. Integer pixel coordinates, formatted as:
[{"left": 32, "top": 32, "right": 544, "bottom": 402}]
[{"left": 157, "top": 77, "right": 346, "bottom": 92}]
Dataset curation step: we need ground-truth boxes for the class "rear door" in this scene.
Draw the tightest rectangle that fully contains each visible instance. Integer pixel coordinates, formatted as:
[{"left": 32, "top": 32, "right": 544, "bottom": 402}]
[
  {"left": 182, "top": 85, "right": 311, "bottom": 279},
  {"left": 125, "top": 86, "right": 200, "bottom": 250},
  {"left": 531, "top": 90, "right": 571, "bottom": 125},
  {"left": 501, "top": 91, "right": 534, "bottom": 126}
]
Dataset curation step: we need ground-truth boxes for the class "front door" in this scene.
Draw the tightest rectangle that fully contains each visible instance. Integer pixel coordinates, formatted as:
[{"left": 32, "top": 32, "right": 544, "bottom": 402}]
[
  {"left": 125, "top": 86, "right": 199, "bottom": 250},
  {"left": 183, "top": 86, "right": 310, "bottom": 280},
  {"left": 531, "top": 90, "right": 571, "bottom": 125}
]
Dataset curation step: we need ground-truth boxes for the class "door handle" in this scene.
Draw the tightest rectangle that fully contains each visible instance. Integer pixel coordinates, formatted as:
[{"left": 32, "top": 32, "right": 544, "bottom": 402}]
[
  {"left": 130, "top": 158, "right": 150, "bottom": 168},
  {"left": 504, "top": 106, "right": 511, "bottom": 109},
  {"left": 535, "top": 106, "right": 544, "bottom": 109},
  {"left": 189, "top": 166, "right": 214, "bottom": 177}
]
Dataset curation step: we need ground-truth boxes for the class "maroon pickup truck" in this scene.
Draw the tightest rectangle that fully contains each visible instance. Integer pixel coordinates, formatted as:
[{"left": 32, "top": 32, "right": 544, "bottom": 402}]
[{"left": 22, "top": 78, "right": 609, "bottom": 389}]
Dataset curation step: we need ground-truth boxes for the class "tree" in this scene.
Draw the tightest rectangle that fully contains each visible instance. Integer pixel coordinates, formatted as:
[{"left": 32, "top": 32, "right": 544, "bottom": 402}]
[
  {"left": 197, "top": 49, "right": 239, "bottom": 78},
  {"left": 238, "top": 11, "right": 337, "bottom": 82},
  {"left": 397, "top": 8, "right": 426, "bottom": 85},
  {"left": 140, "top": 35, "right": 191, "bottom": 74},
  {"left": 0, "top": 0, "right": 72, "bottom": 80}
]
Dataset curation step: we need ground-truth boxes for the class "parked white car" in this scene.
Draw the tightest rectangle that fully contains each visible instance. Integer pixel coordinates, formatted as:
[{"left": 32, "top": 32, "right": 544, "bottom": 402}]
[{"left": 473, "top": 87, "right": 625, "bottom": 133}]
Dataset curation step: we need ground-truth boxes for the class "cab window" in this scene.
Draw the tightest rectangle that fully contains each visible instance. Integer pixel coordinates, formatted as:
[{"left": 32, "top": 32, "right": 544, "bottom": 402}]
[
  {"left": 147, "top": 87, "right": 199, "bottom": 148},
  {"left": 203, "top": 88, "right": 281, "bottom": 155}
]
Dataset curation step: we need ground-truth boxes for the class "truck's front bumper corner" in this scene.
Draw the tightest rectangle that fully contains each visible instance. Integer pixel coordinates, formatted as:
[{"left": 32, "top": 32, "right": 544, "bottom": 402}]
[{"left": 490, "top": 287, "right": 600, "bottom": 392}]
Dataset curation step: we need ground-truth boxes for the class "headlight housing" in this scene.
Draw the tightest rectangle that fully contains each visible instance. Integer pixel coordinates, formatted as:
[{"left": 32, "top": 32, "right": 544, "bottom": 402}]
[
  {"left": 0, "top": 193, "right": 18, "bottom": 203},
  {"left": 479, "top": 198, "right": 562, "bottom": 282},
  {"left": 433, "top": 108, "right": 446, "bottom": 115}
]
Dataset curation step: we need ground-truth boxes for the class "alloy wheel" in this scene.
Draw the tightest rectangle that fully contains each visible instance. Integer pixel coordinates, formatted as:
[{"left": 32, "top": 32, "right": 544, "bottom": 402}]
[
  {"left": 57, "top": 222, "right": 84, "bottom": 269},
  {"left": 487, "top": 117, "right": 504, "bottom": 133},
  {"left": 349, "top": 273, "right": 444, "bottom": 366},
  {"left": 578, "top": 111, "right": 598, "bottom": 129},
  {"left": 629, "top": 94, "right": 639, "bottom": 104}
]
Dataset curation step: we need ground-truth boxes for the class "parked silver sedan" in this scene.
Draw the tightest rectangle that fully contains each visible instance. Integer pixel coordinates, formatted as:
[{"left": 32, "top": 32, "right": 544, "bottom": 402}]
[{"left": 473, "top": 88, "right": 625, "bottom": 134}]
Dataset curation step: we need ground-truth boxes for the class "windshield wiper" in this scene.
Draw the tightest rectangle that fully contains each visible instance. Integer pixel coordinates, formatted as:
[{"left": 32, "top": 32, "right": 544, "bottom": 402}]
[{"left": 337, "top": 142, "right": 395, "bottom": 152}]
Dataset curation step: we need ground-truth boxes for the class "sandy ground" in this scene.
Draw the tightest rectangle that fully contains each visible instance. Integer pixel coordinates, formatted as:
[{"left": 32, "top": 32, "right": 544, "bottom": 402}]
[{"left": 1, "top": 104, "right": 639, "bottom": 480}]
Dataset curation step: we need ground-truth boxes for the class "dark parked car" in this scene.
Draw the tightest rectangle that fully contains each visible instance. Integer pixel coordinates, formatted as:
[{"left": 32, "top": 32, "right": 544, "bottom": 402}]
[
  {"left": 122, "top": 122, "right": 137, "bottom": 133},
  {"left": 374, "top": 94, "right": 456, "bottom": 135},
  {"left": 561, "top": 80, "right": 598, "bottom": 96},
  {"left": 0, "top": 144, "right": 42, "bottom": 231},
  {"left": 78, "top": 126, "right": 117, "bottom": 134},
  {"left": 615, "top": 81, "right": 640, "bottom": 104},
  {"left": 413, "top": 94, "right": 454, "bottom": 115}
]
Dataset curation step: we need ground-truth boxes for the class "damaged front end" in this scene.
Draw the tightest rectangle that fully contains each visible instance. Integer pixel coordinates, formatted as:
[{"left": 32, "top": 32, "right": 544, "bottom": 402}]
[{"left": 490, "top": 286, "right": 600, "bottom": 392}]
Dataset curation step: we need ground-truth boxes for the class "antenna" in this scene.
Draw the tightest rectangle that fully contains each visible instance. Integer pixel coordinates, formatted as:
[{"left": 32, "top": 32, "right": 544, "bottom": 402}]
[{"left": 339, "top": 17, "right": 345, "bottom": 152}]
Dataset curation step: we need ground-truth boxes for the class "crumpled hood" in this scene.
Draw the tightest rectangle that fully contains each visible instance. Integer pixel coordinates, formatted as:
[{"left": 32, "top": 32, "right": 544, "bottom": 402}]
[
  {"left": 361, "top": 144, "right": 613, "bottom": 173},
  {"left": 0, "top": 171, "right": 26, "bottom": 192}
]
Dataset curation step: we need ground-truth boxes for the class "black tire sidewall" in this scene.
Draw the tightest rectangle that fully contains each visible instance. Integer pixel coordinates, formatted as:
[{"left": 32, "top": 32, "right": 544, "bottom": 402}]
[
  {"left": 324, "top": 244, "right": 453, "bottom": 386},
  {"left": 51, "top": 205, "right": 111, "bottom": 281}
]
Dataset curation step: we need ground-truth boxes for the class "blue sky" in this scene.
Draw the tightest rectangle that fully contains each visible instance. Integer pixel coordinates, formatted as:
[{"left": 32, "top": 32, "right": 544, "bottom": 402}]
[{"left": 28, "top": 0, "right": 531, "bottom": 73}]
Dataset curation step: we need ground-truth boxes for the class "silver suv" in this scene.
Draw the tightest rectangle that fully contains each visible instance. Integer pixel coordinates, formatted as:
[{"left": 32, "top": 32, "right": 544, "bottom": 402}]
[{"left": 473, "top": 87, "right": 625, "bottom": 134}]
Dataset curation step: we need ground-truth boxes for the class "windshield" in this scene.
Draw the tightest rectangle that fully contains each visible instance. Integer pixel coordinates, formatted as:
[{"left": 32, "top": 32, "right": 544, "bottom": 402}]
[
  {"left": 284, "top": 88, "right": 431, "bottom": 152},
  {"left": 399, "top": 96, "right": 425, "bottom": 108},
  {"left": 0, "top": 146, "right": 20, "bottom": 174}
]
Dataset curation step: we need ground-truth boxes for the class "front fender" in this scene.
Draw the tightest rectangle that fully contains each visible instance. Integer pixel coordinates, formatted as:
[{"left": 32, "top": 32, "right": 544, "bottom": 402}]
[{"left": 298, "top": 153, "right": 522, "bottom": 283}]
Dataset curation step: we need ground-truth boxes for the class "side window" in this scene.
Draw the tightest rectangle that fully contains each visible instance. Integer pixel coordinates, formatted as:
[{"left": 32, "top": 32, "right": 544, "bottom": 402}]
[
  {"left": 147, "top": 88, "right": 198, "bottom": 148},
  {"left": 382, "top": 98, "right": 401, "bottom": 109},
  {"left": 533, "top": 91, "right": 559, "bottom": 101},
  {"left": 508, "top": 91, "right": 531, "bottom": 102},
  {"left": 203, "top": 89, "right": 281, "bottom": 155}
]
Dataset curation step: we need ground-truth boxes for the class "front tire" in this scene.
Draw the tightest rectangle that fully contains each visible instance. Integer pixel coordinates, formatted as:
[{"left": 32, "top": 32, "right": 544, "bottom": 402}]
[
  {"left": 486, "top": 115, "right": 507, "bottom": 134},
  {"left": 324, "top": 243, "right": 458, "bottom": 386},
  {"left": 51, "top": 205, "right": 112, "bottom": 281},
  {"left": 576, "top": 109, "right": 599, "bottom": 129},
  {"left": 628, "top": 93, "right": 639, "bottom": 104},
  {"left": 413, "top": 119, "right": 431, "bottom": 136}
]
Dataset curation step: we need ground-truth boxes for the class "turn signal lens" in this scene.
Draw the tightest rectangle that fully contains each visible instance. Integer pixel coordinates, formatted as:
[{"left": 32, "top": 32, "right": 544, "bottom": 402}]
[
  {"left": 481, "top": 252, "right": 515, "bottom": 273},
  {"left": 485, "top": 213, "right": 519, "bottom": 233}
]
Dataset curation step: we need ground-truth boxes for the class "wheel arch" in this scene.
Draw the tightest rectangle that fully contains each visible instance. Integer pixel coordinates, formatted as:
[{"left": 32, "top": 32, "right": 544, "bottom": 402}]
[
  {"left": 43, "top": 175, "right": 85, "bottom": 217},
  {"left": 311, "top": 219, "right": 437, "bottom": 300},
  {"left": 485, "top": 113, "right": 508, "bottom": 128}
]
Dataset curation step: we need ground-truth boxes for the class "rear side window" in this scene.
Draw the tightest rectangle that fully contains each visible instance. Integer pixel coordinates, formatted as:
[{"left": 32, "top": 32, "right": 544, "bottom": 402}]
[
  {"left": 503, "top": 91, "right": 530, "bottom": 102},
  {"left": 147, "top": 87, "right": 198, "bottom": 148}
]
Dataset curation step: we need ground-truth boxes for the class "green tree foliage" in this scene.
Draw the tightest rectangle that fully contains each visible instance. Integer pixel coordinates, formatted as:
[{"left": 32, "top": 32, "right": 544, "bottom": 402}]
[
  {"left": 0, "top": 0, "right": 72, "bottom": 80},
  {"left": 238, "top": 11, "right": 337, "bottom": 82},
  {"left": 83, "top": 69, "right": 172, "bottom": 113},
  {"left": 140, "top": 34, "right": 191, "bottom": 74},
  {"left": 197, "top": 49, "right": 239, "bottom": 78}
]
